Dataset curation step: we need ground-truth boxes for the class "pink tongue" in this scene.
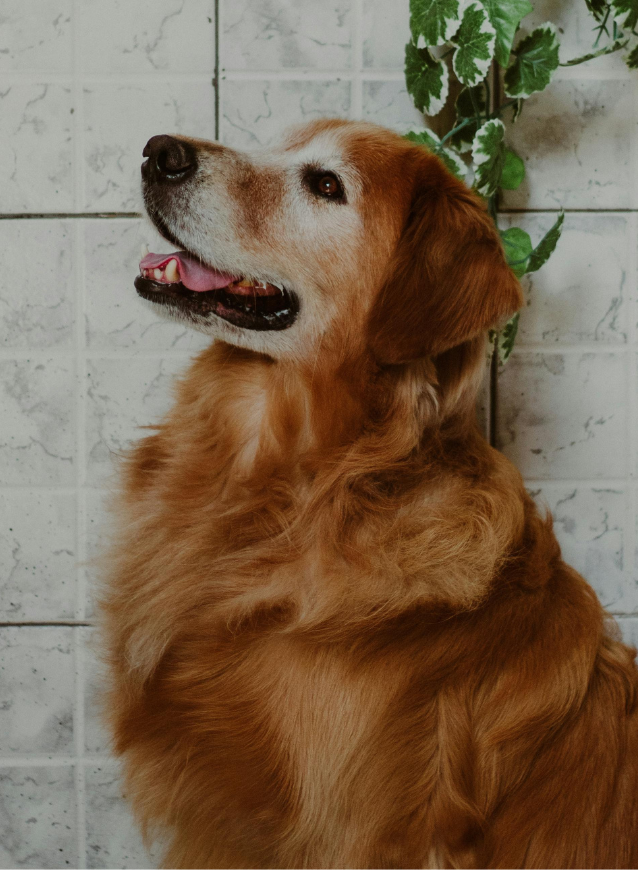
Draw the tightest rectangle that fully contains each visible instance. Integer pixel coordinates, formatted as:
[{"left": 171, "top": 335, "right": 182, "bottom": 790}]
[{"left": 140, "top": 251, "right": 239, "bottom": 292}]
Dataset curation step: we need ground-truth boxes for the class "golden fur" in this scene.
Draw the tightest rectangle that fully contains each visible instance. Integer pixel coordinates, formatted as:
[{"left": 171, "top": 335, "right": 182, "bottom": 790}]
[{"left": 100, "top": 120, "right": 638, "bottom": 868}]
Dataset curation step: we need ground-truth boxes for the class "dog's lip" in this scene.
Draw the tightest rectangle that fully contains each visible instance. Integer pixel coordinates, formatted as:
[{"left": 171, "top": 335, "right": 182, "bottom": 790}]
[{"left": 134, "top": 275, "right": 300, "bottom": 331}]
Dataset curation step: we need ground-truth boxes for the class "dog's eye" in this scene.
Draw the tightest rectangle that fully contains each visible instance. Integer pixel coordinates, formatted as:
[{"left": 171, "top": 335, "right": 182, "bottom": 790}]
[{"left": 304, "top": 170, "right": 346, "bottom": 203}]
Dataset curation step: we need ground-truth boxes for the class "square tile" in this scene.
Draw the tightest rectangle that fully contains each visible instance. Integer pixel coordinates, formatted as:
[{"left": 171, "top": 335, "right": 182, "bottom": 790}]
[
  {"left": 220, "top": 79, "right": 351, "bottom": 148},
  {"left": 0, "top": 0, "right": 73, "bottom": 73},
  {"left": 83, "top": 82, "right": 215, "bottom": 212},
  {"left": 85, "top": 764, "right": 159, "bottom": 869},
  {"left": 0, "top": 359, "right": 75, "bottom": 487},
  {"left": 0, "top": 491, "right": 76, "bottom": 622},
  {"left": 529, "top": 485, "right": 633, "bottom": 612},
  {"left": 0, "top": 767, "right": 76, "bottom": 869},
  {"left": 0, "top": 627, "right": 74, "bottom": 755},
  {"left": 221, "top": 0, "right": 353, "bottom": 71},
  {"left": 0, "top": 84, "right": 74, "bottom": 213},
  {"left": 497, "top": 352, "right": 627, "bottom": 479},
  {"left": 80, "top": 0, "right": 215, "bottom": 74},
  {"left": 501, "top": 79, "right": 636, "bottom": 210},
  {"left": 363, "top": 0, "right": 409, "bottom": 69},
  {"left": 0, "top": 220, "right": 75, "bottom": 350},
  {"left": 362, "top": 81, "right": 425, "bottom": 132},
  {"left": 500, "top": 213, "right": 630, "bottom": 345},
  {"left": 85, "top": 356, "right": 188, "bottom": 486},
  {"left": 83, "top": 219, "right": 212, "bottom": 352}
]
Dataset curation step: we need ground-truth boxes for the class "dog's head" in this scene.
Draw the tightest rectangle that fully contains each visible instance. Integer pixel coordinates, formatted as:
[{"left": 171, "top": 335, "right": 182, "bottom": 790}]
[{"left": 137, "top": 119, "right": 521, "bottom": 363}]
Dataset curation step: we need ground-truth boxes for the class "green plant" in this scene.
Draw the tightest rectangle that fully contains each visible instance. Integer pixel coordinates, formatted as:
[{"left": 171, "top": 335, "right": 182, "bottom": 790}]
[{"left": 404, "top": 0, "right": 638, "bottom": 362}]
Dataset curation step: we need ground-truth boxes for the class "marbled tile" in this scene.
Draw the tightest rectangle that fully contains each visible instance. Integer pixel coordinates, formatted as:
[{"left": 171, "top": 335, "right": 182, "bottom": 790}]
[
  {"left": 84, "top": 219, "right": 212, "bottom": 352},
  {"left": 0, "top": 0, "right": 73, "bottom": 73},
  {"left": 529, "top": 485, "right": 633, "bottom": 612},
  {"left": 526, "top": 0, "right": 631, "bottom": 74},
  {"left": 497, "top": 352, "right": 627, "bottom": 479},
  {"left": 618, "top": 618, "right": 638, "bottom": 648},
  {"left": 0, "top": 766, "right": 76, "bottom": 869},
  {"left": 220, "top": 79, "right": 351, "bottom": 148},
  {"left": 0, "top": 84, "right": 74, "bottom": 214},
  {"left": 0, "top": 359, "right": 75, "bottom": 487},
  {"left": 499, "top": 213, "right": 630, "bottom": 345},
  {"left": 85, "top": 764, "right": 159, "bottom": 869},
  {"left": 221, "top": 0, "right": 352, "bottom": 71},
  {"left": 85, "top": 356, "right": 189, "bottom": 486},
  {"left": 83, "top": 629, "right": 111, "bottom": 757},
  {"left": 363, "top": 0, "right": 409, "bottom": 69},
  {"left": 83, "top": 81, "right": 215, "bottom": 212},
  {"left": 80, "top": 0, "right": 215, "bottom": 74},
  {"left": 0, "top": 627, "right": 74, "bottom": 755},
  {"left": 0, "top": 220, "right": 74, "bottom": 350},
  {"left": 0, "top": 491, "right": 76, "bottom": 622},
  {"left": 362, "top": 81, "right": 426, "bottom": 132},
  {"left": 501, "top": 79, "right": 636, "bottom": 210}
]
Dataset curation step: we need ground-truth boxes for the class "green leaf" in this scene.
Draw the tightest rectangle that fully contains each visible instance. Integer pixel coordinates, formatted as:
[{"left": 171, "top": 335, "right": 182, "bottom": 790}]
[
  {"left": 500, "top": 149, "right": 525, "bottom": 190},
  {"left": 626, "top": 42, "right": 638, "bottom": 68},
  {"left": 482, "top": 0, "right": 533, "bottom": 67},
  {"left": 561, "top": 38, "right": 628, "bottom": 66},
  {"left": 471, "top": 119, "right": 505, "bottom": 198},
  {"left": 405, "top": 42, "right": 450, "bottom": 115},
  {"left": 584, "top": 0, "right": 608, "bottom": 21},
  {"left": 452, "top": 1, "right": 496, "bottom": 87},
  {"left": 500, "top": 227, "right": 532, "bottom": 277},
  {"left": 497, "top": 313, "right": 520, "bottom": 364},
  {"left": 611, "top": 0, "right": 638, "bottom": 30},
  {"left": 410, "top": 0, "right": 464, "bottom": 47},
  {"left": 527, "top": 212, "right": 565, "bottom": 273},
  {"left": 504, "top": 24, "right": 560, "bottom": 98},
  {"left": 404, "top": 130, "right": 467, "bottom": 180}
]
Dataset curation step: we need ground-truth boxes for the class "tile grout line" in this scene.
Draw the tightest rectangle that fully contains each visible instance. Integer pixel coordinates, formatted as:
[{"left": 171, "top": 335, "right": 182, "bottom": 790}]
[
  {"left": 214, "top": 0, "right": 220, "bottom": 141},
  {"left": 626, "top": 211, "right": 637, "bottom": 589},
  {"left": 351, "top": 0, "right": 364, "bottom": 120},
  {"left": 71, "top": 3, "right": 88, "bottom": 865}
]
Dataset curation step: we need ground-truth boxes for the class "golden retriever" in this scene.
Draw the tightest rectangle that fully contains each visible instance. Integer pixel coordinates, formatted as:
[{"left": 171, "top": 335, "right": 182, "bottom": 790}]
[{"left": 100, "top": 119, "right": 638, "bottom": 869}]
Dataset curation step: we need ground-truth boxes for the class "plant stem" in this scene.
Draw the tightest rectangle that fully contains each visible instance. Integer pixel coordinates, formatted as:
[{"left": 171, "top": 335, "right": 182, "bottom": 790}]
[
  {"left": 437, "top": 116, "right": 474, "bottom": 147},
  {"left": 594, "top": 6, "right": 611, "bottom": 46}
]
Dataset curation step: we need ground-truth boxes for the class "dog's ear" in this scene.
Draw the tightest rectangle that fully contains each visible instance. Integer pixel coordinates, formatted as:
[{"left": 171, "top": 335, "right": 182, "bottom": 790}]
[{"left": 368, "top": 153, "right": 523, "bottom": 364}]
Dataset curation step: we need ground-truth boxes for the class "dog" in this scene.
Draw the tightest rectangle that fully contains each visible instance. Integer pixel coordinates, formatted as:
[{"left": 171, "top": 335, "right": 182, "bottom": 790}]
[{"left": 100, "top": 119, "right": 638, "bottom": 868}]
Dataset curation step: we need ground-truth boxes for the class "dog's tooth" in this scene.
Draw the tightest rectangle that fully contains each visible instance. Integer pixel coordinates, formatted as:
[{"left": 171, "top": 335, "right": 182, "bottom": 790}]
[
  {"left": 164, "top": 258, "right": 179, "bottom": 283},
  {"left": 153, "top": 268, "right": 163, "bottom": 280},
  {"left": 140, "top": 243, "right": 149, "bottom": 259}
]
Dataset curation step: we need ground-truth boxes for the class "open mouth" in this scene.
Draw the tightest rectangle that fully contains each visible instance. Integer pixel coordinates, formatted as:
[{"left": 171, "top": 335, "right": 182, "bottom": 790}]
[{"left": 135, "top": 249, "right": 299, "bottom": 331}]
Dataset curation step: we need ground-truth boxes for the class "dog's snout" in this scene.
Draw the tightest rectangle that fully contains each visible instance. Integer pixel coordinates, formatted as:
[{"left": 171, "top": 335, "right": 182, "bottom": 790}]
[{"left": 142, "top": 135, "right": 197, "bottom": 183}]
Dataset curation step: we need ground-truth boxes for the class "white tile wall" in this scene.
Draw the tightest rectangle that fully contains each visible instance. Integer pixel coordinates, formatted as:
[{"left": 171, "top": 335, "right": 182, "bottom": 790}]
[{"left": 0, "top": 0, "right": 636, "bottom": 867}]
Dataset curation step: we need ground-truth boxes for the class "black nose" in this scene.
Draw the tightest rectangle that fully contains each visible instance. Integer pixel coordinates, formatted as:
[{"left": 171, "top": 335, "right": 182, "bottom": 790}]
[{"left": 142, "top": 135, "right": 197, "bottom": 183}]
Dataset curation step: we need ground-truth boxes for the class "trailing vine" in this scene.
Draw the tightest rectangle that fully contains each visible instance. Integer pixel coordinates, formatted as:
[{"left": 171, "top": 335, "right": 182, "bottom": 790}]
[{"left": 404, "top": 0, "right": 638, "bottom": 362}]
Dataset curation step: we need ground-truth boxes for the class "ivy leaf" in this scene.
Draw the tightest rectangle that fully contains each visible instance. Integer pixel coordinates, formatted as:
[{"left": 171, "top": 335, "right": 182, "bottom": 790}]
[
  {"left": 627, "top": 42, "right": 638, "bottom": 68},
  {"left": 405, "top": 42, "right": 450, "bottom": 116},
  {"left": 404, "top": 130, "right": 467, "bottom": 180},
  {"left": 504, "top": 24, "right": 560, "bottom": 98},
  {"left": 500, "top": 227, "right": 532, "bottom": 277},
  {"left": 482, "top": 0, "right": 533, "bottom": 67},
  {"left": 584, "top": 0, "right": 608, "bottom": 20},
  {"left": 526, "top": 212, "right": 565, "bottom": 273},
  {"left": 561, "top": 38, "right": 628, "bottom": 66},
  {"left": 452, "top": 1, "right": 496, "bottom": 87},
  {"left": 497, "top": 313, "right": 520, "bottom": 364},
  {"left": 472, "top": 118, "right": 505, "bottom": 198},
  {"left": 410, "top": 0, "right": 464, "bottom": 47},
  {"left": 611, "top": 0, "right": 638, "bottom": 30},
  {"left": 500, "top": 149, "right": 525, "bottom": 190}
]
